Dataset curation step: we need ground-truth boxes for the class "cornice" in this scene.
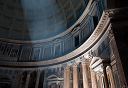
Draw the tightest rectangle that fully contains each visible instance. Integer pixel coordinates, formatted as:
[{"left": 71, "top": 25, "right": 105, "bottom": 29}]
[
  {"left": 0, "top": 0, "right": 106, "bottom": 62},
  {"left": 2, "top": 2, "right": 127, "bottom": 68},
  {"left": 0, "top": 9, "right": 111, "bottom": 68}
]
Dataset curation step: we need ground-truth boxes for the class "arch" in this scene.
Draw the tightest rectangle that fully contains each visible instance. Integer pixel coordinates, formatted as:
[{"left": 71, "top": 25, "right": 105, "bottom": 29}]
[
  {"left": 47, "top": 74, "right": 63, "bottom": 88},
  {"left": 47, "top": 75, "right": 58, "bottom": 80}
]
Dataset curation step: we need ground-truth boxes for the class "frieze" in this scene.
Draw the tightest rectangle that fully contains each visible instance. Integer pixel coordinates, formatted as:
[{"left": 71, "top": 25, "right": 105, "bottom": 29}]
[{"left": 0, "top": 0, "right": 111, "bottom": 67}]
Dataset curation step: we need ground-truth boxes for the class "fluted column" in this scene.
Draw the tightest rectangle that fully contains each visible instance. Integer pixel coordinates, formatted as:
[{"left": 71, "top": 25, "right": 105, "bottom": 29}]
[
  {"left": 82, "top": 62, "right": 90, "bottom": 88},
  {"left": 67, "top": 66, "right": 71, "bottom": 88},
  {"left": 103, "top": 66, "right": 109, "bottom": 88},
  {"left": 64, "top": 68, "right": 67, "bottom": 88},
  {"left": 25, "top": 72, "right": 31, "bottom": 88},
  {"left": 109, "top": 68, "right": 116, "bottom": 88},
  {"left": 90, "top": 69, "right": 98, "bottom": 88},
  {"left": 64, "top": 66, "right": 70, "bottom": 88},
  {"left": 35, "top": 71, "right": 41, "bottom": 88},
  {"left": 73, "top": 64, "right": 78, "bottom": 88},
  {"left": 107, "top": 66, "right": 116, "bottom": 88}
]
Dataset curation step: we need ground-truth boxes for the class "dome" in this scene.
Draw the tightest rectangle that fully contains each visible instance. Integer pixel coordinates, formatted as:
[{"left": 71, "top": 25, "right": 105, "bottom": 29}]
[
  {"left": 0, "top": 0, "right": 106, "bottom": 61},
  {"left": 0, "top": 0, "right": 87, "bottom": 40}
]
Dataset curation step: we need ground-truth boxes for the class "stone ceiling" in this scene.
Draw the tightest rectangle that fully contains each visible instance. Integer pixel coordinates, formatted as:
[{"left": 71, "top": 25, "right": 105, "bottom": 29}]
[{"left": 0, "top": 0, "right": 87, "bottom": 40}]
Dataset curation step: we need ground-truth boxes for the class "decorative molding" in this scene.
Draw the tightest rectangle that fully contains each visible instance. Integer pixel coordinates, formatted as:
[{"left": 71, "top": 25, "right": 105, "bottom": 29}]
[
  {"left": 2, "top": 1, "right": 127, "bottom": 68},
  {"left": 108, "top": 26, "right": 114, "bottom": 39},
  {"left": 0, "top": 9, "right": 110, "bottom": 67},
  {"left": 0, "top": 0, "right": 106, "bottom": 62}
]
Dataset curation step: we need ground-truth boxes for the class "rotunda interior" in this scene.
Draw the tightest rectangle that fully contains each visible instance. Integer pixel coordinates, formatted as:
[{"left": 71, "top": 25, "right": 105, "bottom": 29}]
[
  {"left": 0, "top": 0, "right": 87, "bottom": 40},
  {"left": 0, "top": 0, "right": 128, "bottom": 88}
]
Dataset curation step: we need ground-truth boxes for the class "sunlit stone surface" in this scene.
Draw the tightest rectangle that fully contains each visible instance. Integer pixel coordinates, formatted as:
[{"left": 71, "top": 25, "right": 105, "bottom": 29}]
[
  {"left": 0, "top": 0, "right": 128, "bottom": 88},
  {"left": 0, "top": 0, "right": 86, "bottom": 40}
]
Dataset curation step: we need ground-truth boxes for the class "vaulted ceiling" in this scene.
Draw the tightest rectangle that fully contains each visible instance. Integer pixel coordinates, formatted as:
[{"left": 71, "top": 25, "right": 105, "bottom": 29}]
[{"left": 0, "top": 0, "right": 88, "bottom": 40}]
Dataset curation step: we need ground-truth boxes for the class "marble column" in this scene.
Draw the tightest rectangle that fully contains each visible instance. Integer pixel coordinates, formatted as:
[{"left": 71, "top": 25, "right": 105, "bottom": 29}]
[
  {"left": 90, "top": 69, "right": 98, "bottom": 88},
  {"left": 103, "top": 66, "right": 109, "bottom": 88},
  {"left": 107, "top": 66, "right": 116, "bottom": 88},
  {"left": 64, "top": 68, "right": 67, "bottom": 88},
  {"left": 109, "top": 66, "right": 116, "bottom": 88},
  {"left": 82, "top": 62, "right": 89, "bottom": 88},
  {"left": 35, "top": 71, "right": 41, "bottom": 88},
  {"left": 73, "top": 64, "right": 78, "bottom": 88},
  {"left": 25, "top": 72, "right": 31, "bottom": 88},
  {"left": 64, "top": 66, "right": 70, "bottom": 88},
  {"left": 67, "top": 66, "right": 71, "bottom": 88}
]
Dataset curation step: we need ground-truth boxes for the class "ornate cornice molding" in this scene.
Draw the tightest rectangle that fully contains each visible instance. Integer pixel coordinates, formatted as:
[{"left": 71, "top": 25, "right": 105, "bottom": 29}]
[
  {"left": 0, "top": 0, "right": 106, "bottom": 62},
  {"left": 2, "top": 6, "right": 127, "bottom": 68},
  {"left": 0, "top": 9, "right": 111, "bottom": 68}
]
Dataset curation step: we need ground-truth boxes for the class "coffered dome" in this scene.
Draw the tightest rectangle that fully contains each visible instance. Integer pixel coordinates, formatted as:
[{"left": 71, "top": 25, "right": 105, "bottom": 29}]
[{"left": 0, "top": 0, "right": 88, "bottom": 40}]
